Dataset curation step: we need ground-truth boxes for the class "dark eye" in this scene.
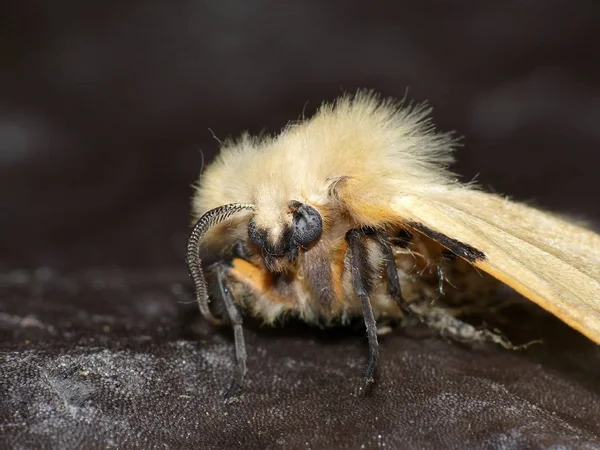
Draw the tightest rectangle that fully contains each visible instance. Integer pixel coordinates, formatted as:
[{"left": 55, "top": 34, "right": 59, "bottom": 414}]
[{"left": 291, "top": 203, "right": 323, "bottom": 248}]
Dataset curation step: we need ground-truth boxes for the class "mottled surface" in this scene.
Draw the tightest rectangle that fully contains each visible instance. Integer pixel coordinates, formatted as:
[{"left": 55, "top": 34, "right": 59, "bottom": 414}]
[
  {"left": 2, "top": 268, "right": 600, "bottom": 449},
  {"left": 2, "top": 1, "right": 600, "bottom": 448}
]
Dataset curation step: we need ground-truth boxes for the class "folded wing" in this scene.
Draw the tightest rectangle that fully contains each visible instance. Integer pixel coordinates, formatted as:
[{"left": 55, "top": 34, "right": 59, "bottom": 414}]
[{"left": 394, "top": 188, "right": 600, "bottom": 344}]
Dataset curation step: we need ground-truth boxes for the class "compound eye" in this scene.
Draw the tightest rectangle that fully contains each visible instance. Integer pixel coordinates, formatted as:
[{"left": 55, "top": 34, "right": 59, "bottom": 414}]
[{"left": 291, "top": 203, "right": 323, "bottom": 248}]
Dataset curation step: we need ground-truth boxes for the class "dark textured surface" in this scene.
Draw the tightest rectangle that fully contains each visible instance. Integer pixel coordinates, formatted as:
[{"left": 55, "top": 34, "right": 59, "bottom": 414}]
[
  {"left": 2, "top": 269, "right": 600, "bottom": 449},
  {"left": 2, "top": 1, "right": 600, "bottom": 449}
]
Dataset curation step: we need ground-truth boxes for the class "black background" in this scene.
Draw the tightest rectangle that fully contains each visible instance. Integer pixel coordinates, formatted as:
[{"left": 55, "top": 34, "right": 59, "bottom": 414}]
[{"left": 2, "top": 1, "right": 600, "bottom": 449}]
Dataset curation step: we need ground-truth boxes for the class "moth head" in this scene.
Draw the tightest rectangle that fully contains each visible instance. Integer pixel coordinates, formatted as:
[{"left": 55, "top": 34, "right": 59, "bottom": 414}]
[{"left": 248, "top": 200, "right": 323, "bottom": 272}]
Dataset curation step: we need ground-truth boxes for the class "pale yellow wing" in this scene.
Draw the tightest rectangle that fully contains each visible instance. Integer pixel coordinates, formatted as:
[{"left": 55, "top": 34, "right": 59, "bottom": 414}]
[{"left": 393, "top": 188, "right": 600, "bottom": 344}]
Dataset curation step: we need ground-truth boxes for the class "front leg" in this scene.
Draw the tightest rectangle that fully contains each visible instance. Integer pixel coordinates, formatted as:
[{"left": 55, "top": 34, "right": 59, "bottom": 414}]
[
  {"left": 346, "top": 229, "right": 380, "bottom": 385},
  {"left": 371, "top": 229, "right": 411, "bottom": 315},
  {"left": 214, "top": 256, "right": 290, "bottom": 401},
  {"left": 213, "top": 262, "right": 248, "bottom": 402}
]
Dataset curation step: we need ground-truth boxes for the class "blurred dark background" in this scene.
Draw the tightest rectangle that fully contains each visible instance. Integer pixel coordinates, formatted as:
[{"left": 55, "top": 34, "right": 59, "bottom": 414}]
[
  {"left": 2, "top": 0, "right": 599, "bottom": 271},
  {"left": 2, "top": 2, "right": 600, "bottom": 448}
]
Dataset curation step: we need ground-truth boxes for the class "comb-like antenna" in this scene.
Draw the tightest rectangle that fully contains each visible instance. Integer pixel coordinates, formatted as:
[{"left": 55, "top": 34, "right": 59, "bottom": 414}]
[{"left": 186, "top": 203, "right": 255, "bottom": 325}]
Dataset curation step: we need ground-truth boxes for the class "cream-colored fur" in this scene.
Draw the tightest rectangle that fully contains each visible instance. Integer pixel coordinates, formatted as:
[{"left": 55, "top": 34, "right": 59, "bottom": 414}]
[
  {"left": 191, "top": 90, "right": 600, "bottom": 344},
  {"left": 192, "top": 91, "right": 458, "bottom": 230}
]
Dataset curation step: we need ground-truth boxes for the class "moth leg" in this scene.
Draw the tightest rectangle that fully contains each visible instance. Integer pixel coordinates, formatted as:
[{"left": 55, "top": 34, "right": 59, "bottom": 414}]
[
  {"left": 370, "top": 230, "right": 411, "bottom": 315},
  {"left": 408, "top": 302, "right": 530, "bottom": 350},
  {"left": 215, "top": 256, "right": 291, "bottom": 400},
  {"left": 214, "top": 262, "right": 248, "bottom": 401},
  {"left": 346, "top": 229, "right": 379, "bottom": 385}
]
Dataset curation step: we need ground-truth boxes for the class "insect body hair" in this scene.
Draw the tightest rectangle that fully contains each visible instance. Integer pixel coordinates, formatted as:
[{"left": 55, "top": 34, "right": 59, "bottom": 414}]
[
  {"left": 187, "top": 89, "right": 600, "bottom": 399},
  {"left": 189, "top": 91, "right": 469, "bottom": 398},
  {"left": 192, "top": 91, "right": 460, "bottom": 232}
]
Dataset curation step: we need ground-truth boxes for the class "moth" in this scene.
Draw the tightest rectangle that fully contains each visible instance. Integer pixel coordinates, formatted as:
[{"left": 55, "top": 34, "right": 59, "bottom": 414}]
[{"left": 186, "top": 90, "right": 600, "bottom": 398}]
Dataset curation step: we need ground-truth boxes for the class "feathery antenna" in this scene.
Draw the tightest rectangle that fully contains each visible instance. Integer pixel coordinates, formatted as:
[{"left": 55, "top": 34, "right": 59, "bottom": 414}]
[{"left": 186, "top": 203, "right": 255, "bottom": 324}]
